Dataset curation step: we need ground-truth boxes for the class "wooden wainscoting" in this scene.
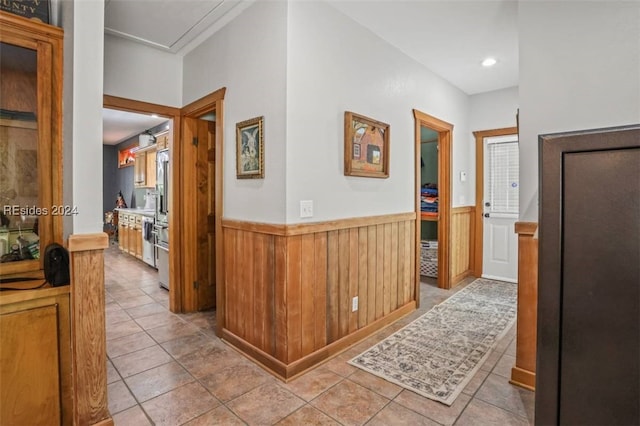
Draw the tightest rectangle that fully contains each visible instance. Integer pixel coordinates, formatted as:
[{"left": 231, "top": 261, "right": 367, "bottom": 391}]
[
  {"left": 221, "top": 213, "right": 417, "bottom": 379},
  {"left": 510, "top": 222, "right": 538, "bottom": 391},
  {"left": 450, "top": 207, "right": 475, "bottom": 286}
]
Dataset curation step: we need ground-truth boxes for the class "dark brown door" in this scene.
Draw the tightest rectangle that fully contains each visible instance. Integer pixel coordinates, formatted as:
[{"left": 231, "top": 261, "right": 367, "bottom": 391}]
[{"left": 537, "top": 126, "right": 640, "bottom": 425}]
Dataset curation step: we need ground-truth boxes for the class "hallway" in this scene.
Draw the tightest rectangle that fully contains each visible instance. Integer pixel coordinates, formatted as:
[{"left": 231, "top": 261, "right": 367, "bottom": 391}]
[{"left": 104, "top": 244, "right": 534, "bottom": 425}]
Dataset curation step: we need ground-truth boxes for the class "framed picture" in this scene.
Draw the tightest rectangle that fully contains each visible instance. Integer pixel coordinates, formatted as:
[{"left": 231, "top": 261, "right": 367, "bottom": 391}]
[
  {"left": 344, "top": 111, "right": 389, "bottom": 178},
  {"left": 118, "top": 145, "right": 137, "bottom": 168},
  {"left": 0, "top": 0, "right": 50, "bottom": 24},
  {"left": 236, "top": 116, "right": 264, "bottom": 179}
]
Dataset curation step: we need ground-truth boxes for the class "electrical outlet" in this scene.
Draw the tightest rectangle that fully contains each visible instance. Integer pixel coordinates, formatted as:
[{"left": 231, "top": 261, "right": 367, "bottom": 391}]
[
  {"left": 300, "top": 200, "right": 313, "bottom": 218},
  {"left": 352, "top": 296, "right": 358, "bottom": 312}
]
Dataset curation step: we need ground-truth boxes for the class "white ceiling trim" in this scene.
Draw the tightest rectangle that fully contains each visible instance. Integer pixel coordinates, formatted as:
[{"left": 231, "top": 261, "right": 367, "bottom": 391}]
[{"left": 104, "top": 0, "right": 254, "bottom": 55}]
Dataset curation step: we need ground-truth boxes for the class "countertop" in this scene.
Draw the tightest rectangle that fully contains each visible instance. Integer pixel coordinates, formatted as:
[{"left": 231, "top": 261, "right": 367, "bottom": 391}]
[{"left": 114, "top": 208, "right": 155, "bottom": 217}]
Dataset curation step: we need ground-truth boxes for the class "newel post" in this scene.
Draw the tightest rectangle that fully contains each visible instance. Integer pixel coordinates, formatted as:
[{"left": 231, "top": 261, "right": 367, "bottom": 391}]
[{"left": 68, "top": 233, "right": 113, "bottom": 426}]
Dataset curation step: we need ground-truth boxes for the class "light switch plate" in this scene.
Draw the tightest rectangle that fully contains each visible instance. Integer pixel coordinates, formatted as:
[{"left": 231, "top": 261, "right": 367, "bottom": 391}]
[{"left": 300, "top": 200, "right": 313, "bottom": 218}]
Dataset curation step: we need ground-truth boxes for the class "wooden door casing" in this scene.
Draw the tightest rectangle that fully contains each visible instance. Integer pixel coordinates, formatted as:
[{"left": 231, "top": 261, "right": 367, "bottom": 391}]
[
  {"left": 413, "top": 110, "right": 453, "bottom": 291},
  {"left": 472, "top": 127, "right": 518, "bottom": 278}
]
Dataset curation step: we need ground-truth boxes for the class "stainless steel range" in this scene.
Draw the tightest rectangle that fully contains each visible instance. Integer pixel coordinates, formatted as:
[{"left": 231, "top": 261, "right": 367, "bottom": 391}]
[{"left": 154, "top": 149, "right": 170, "bottom": 290}]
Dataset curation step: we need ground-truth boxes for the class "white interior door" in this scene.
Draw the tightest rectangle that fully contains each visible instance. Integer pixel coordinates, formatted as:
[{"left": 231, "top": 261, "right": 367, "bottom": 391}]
[{"left": 482, "top": 135, "right": 519, "bottom": 282}]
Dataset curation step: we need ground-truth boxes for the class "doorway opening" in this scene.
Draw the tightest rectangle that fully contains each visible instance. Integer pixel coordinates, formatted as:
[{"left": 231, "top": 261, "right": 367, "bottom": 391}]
[
  {"left": 103, "top": 95, "right": 182, "bottom": 311},
  {"left": 413, "top": 109, "right": 452, "bottom": 295},
  {"left": 103, "top": 90, "right": 226, "bottom": 320},
  {"left": 473, "top": 127, "right": 518, "bottom": 282}
]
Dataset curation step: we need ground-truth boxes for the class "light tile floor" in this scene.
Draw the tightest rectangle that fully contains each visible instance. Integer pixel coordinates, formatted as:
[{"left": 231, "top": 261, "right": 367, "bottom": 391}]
[{"left": 105, "top": 244, "right": 534, "bottom": 425}]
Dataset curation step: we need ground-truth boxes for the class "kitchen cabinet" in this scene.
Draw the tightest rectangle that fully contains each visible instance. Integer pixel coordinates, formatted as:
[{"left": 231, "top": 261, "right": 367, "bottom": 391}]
[
  {"left": 156, "top": 132, "right": 169, "bottom": 150},
  {"left": 133, "top": 215, "right": 142, "bottom": 260},
  {"left": 134, "top": 147, "right": 157, "bottom": 188},
  {"left": 146, "top": 150, "right": 157, "bottom": 189},
  {"left": 134, "top": 151, "right": 147, "bottom": 188},
  {"left": 118, "top": 213, "right": 130, "bottom": 254},
  {"left": 117, "top": 211, "right": 145, "bottom": 260}
]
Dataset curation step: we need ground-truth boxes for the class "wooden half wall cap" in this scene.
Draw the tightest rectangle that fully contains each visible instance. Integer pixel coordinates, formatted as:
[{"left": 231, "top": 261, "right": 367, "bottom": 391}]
[{"left": 67, "top": 233, "right": 109, "bottom": 252}]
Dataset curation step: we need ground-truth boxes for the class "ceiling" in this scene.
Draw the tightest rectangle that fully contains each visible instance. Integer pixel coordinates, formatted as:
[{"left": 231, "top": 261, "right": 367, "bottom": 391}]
[
  {"left": 102, "top": 109, "right": 168, "bottom": 145},
  {"left": 102, "top": 0, "right": 518, "bottom": 145}
]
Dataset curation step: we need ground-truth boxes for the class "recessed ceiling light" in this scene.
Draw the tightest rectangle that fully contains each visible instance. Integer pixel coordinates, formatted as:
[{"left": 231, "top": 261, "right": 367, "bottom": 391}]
[
  {"left": 482, "top": 57, "right": 497, "bottom": 67},
  {"left": 151, "top": 114, "right": 159, "bottom": 118}
]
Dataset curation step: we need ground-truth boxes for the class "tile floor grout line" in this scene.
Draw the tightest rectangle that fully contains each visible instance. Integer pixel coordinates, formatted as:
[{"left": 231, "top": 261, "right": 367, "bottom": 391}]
[{"left": 105, "top": 246, "right": 532, "bottom": 426}]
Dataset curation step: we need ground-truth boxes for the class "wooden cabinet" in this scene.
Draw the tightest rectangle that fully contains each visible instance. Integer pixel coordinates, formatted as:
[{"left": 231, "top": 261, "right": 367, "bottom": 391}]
[
  {"left": 0, "top": 12, "right": 63, "bottom": 276},
  {"left": 146, "top": 149, "right": 157, "bottom": 189},
  {"left": 0, "top": 287, "right": 72, "bottom": 425},
  {"left": 133, "top": 215, "right": 142, "bottom": 259},
  {"left": 118, "top": 212, "right": 144, "bottom": 259},
  {"left": 156, "top": 132, "right": 169, "bottom": 150},
  {"left": 134, "top": 151, "right": 147, "bottom": 187},
  {"left": 134, "top": 148, "right": 157, "bottom": 188},
  {"left": 118, "top": 213, "right": 129, "bottom": 253},
  {"left": 537, "top": 125, "right": 640, "bottom": 425}
]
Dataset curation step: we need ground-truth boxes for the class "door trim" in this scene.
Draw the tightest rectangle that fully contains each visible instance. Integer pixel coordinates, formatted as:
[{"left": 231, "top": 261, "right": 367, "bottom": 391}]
[
  {"left": 413, "top": 109, "right": 453, "bottom": 293},
  {"left": 103, "top": 95, "right": 183, "bottom": 312},
  {"left": 472, "top": 127, "right": 518, "bottom": 277},
  {"left": 181, "top": 88, "right": 226, "bottom": 335}
]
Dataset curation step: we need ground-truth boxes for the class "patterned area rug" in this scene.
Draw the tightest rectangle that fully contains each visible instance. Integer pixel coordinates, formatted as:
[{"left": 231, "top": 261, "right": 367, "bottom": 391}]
[{"left": 348, "top": 278, "right": 517, "bottom": 406}]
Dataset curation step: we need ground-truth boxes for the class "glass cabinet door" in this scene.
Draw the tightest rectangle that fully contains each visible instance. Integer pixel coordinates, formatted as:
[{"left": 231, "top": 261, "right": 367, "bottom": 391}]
[
  {"left": 0, "top": 14, "right": 63, "bottom": 276},
  {"left": 0, "top": 42, "right": 40, "bottom": 270}
]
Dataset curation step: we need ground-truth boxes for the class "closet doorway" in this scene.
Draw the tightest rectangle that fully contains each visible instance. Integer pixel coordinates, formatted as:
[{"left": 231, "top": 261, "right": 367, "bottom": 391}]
[{"left": 413, "top": 110, "right": 452, "bottom": 292}]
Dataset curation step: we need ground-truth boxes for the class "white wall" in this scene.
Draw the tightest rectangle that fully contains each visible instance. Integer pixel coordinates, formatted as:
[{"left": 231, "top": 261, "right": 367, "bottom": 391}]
[
  {"left": 183, "top": 1, "right": 288, "bottom": 223},
  {"left": 469, "top": 86, "right": 519, "bottom": 132},
  {"left": 104, "top": 35, "right": 182, "bottom": 108},
  {"left": 285, "top": 1, "right": 472, "bottom": 223},
  {"left": 468, "top": 86, "right": 519, "bottom": 206},
  {"left": 519, "top": 1, "right": 640, "bottom": 221},
  {"left": 61, "top": 0, "right": 105, "bottom": 235}
]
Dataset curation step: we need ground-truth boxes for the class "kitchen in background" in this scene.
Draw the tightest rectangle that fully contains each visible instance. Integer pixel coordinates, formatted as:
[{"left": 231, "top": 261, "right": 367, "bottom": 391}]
[{"left": 102, "top": 109, "right": 172, "bottom": 290}]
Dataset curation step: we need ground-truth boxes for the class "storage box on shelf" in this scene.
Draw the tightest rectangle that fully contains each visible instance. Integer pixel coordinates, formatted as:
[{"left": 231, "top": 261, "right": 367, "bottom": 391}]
[{"left": 420, "top": 240, "right": 438, "bottom": 278}]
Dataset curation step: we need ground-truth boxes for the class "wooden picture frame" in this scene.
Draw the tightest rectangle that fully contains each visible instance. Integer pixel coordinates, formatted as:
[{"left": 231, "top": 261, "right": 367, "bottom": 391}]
[
  {"left": 344, "top": 111, "right": 390, "bottom": 178},
  {"left": 0, "top": 0, "right": 50, "bottom": 24},
  {"left": 236, "top": 116, "right": 264, "bottom": 179},
  {"left": 118, "top": 145, "right": 137, "bottom": 168}
]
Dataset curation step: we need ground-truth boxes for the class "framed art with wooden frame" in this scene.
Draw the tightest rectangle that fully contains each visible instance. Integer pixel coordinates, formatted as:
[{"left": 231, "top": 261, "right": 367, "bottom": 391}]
[
  {"left": 118, "top": 144, "right": 137, "bottom": 168},
  {"left": 344, "top": 111, "right": 390, "bottom": 178},
  {"left": 236, "top": 116, "right": 264, "bottom": 179}
]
